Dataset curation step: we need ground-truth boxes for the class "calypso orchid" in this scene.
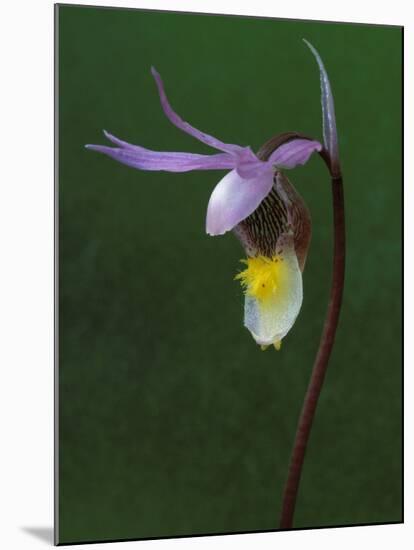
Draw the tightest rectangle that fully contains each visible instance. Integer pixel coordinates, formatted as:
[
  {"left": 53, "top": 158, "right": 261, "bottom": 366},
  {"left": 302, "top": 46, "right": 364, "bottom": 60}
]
[
  {"left": 86, "top": 61, "right": 323, "bottom": 350},
  {"left": 87, "top": 40, "right": 345, "bottom": 529}
]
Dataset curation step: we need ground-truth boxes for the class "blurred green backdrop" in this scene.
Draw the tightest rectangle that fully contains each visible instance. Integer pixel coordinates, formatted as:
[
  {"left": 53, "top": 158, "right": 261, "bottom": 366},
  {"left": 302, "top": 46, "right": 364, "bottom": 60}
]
[{"left": 57, "top": 5, "right": 402, "bottom": 545}]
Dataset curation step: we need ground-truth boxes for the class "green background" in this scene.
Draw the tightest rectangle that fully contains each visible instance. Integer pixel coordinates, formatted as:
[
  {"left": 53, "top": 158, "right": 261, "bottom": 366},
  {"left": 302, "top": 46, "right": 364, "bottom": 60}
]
[{"left": 57, "top": 5, "right": 402, "bottom": 545}]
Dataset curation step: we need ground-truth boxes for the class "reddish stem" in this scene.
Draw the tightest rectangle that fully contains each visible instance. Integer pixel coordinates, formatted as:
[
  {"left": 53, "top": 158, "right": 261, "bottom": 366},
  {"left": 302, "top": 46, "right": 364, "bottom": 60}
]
[{"left": 279, "top": 151, "right": 345, "bottom": 529}]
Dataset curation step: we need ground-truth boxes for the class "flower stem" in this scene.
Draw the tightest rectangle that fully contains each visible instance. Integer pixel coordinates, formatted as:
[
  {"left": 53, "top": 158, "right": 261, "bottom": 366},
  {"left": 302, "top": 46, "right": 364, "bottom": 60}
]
[{"left": 279, "top": 151, "right": 345, "bottom": 529}]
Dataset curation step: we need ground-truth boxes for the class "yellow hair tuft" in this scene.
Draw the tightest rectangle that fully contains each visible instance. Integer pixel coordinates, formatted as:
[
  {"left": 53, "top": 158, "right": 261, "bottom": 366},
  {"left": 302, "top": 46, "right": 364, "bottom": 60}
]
[{"left": 235, "top": 255, "right": 288, "bottom": 303}]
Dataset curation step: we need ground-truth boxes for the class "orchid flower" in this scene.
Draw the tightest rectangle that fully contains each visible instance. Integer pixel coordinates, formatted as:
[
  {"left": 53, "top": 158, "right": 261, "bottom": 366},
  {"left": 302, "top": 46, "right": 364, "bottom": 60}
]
[{"left": 86, "top": 67, "right": 322, "bottom": 350}]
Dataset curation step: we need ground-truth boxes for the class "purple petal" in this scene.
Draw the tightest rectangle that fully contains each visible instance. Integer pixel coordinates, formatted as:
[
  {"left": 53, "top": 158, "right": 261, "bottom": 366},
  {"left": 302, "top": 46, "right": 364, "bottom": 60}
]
[
  {"left": 206, "top": 168, "right": 274, "bottom": 236},
  {"left": 101, "top": 129, "right": 149, "bottom": 151},
  {"left": 268, "top": 138, "right": 322, "bottom": 169},
  {"left": 235, "top": 147, "right": 271, "bottom": 179},
  {"left": 303, "top": 40, "right": 340, "bottom": 175},
  {"left": 151, "top": 67, "right": 243, "bottom": 155},
  {"left": 86, "top": 132, "right": 235, "bottom": 172}
]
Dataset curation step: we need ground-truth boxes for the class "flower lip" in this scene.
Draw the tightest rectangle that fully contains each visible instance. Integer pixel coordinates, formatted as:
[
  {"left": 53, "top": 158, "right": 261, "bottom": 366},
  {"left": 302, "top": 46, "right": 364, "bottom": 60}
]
[{"left": 242, "top": 234, "right": 303, "bottom": 346}]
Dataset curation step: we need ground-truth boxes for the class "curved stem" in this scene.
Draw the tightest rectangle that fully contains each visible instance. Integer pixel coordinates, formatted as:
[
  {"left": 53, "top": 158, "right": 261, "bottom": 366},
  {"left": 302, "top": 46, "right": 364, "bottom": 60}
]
[{"left": 279, "top": 152, "right": 345, "bottom": 529}]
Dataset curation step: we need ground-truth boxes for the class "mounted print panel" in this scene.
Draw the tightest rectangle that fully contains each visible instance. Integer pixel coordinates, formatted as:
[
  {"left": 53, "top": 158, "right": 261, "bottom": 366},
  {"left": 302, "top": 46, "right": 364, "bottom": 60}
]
[{"left": 55, "top": 4, "right": 403, "bottom": 545}]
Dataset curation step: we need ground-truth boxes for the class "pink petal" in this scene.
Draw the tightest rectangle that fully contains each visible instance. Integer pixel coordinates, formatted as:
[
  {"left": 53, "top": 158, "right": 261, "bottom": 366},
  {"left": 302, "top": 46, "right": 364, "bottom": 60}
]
[
  {"left": 151, "top": 67, "right": 243, "bottom": 155},
  {"left": 268, "top": 138, "right": 322, "bottom": 169},
  {"left": 206, "top": 168, "right": 274, "bottom": 236},
  {"left": 235, "top": 147, "right": 271, "bottom": 179},
  {"left": 85, "top": 131, "right": 236, "bottom": 172}
]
